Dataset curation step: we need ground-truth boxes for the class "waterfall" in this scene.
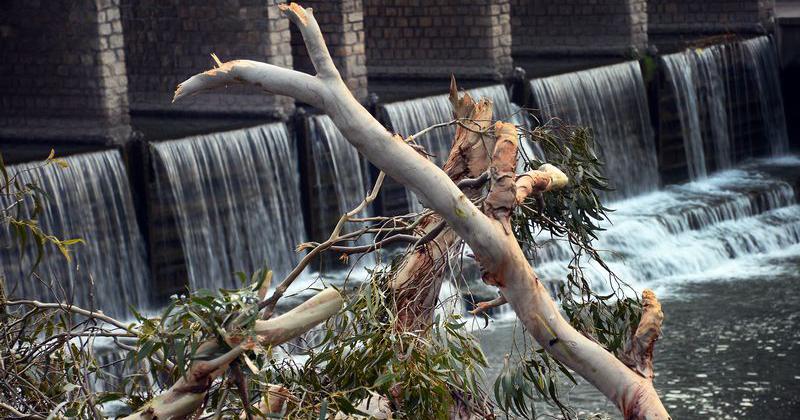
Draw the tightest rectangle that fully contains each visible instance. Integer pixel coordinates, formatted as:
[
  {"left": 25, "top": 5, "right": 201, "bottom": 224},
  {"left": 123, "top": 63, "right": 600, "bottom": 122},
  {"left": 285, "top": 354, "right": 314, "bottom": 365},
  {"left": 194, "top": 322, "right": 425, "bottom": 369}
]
[
  {"left": 308, "top": 114, "right": 370, "bottom": 221},
  {"left": 307, "top": 114, "right": 373, "bottom": 253},
  {"left": 530, "top": 61, "right": 660, "bottom": 200},
  {"left": 661, "top": 52, "right": 710, "bottom": 179},
  {"left": 151, "top": 122, "right": 305, "bottom": 291},
  {"left": 660, "top": 36, "right": 789, "bottom": 179},
  {"left": 740, "top": 36, "right": 790, "bottom": 154},
  {"left": 381, "top": 84, "right": 529, "bottom": 213},
  {"left": 532, "top": 157, "right": 800, "bottom": 295},
  {"left": 0, "top": 150, "right": 149, "bottom": 318}
]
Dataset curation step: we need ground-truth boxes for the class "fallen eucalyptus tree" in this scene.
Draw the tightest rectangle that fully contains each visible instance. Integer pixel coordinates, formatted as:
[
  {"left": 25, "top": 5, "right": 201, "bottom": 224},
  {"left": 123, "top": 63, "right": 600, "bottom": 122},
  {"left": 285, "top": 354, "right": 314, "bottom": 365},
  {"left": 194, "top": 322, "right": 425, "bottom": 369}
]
[
  {"left": 0, "top": 3, "right": 673, "bottom": 419},
  {"left": 171, "top": 3, "right": 671, "bottom": 419}
]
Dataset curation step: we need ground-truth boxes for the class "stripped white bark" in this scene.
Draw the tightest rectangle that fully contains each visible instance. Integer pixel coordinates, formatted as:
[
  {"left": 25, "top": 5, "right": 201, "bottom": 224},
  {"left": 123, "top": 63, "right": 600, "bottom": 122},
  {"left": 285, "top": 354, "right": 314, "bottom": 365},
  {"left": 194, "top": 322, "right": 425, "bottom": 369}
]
[{"left": 174, "top": 4, "right": 670, "bottom": 418}]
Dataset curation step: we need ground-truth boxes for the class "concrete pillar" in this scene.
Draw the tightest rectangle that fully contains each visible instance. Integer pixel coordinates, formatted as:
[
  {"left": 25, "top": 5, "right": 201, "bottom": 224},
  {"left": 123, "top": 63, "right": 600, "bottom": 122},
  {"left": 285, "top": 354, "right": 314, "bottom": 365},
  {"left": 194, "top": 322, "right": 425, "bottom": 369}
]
[
  {"left": 648, "top": 0, "right": 775, "bottom": 51},
  {"left": 510, "top": 0, "right": 648, "bottom": 77},
  {"left": 363, "top": 0, "right": 513, "bottom": 101},
  {"left": 291, "top": 0, "right": 368, "bottom": 102},
  {"left": 120, "top": 0, "right": 294, "bottom": 119},
  {"left": 776, "top": 3, "right": 800, "bottom": 149},
  {"left": 0, "top": 0, "right": 131, "bottom": 149}
]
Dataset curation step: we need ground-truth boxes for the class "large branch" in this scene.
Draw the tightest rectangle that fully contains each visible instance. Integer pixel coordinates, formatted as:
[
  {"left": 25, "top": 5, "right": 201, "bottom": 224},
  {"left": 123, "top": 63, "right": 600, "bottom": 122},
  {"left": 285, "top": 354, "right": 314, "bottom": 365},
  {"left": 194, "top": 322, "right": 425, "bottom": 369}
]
[
  {"left": 391, "top": 78, "right": 494, "bottom": 331},
  {"left": 122, "top": 288, "right": 342, "bottom": 420},
  {"left": 174, "top": 4, "right": 669, "bottom": 418}
]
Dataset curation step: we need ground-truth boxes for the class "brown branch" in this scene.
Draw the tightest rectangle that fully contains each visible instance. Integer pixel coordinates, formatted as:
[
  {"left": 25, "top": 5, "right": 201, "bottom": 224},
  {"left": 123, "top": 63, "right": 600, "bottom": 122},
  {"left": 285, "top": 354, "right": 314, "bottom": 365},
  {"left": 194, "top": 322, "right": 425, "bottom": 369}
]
[
  {"left": 468, "top": 293, "right": 507, "bottom": 315},
  {"left": 391, "top": 79, "right": 496, "bottom": 331},
  {"left": 4, "top": 300, "right": 129, "bottom": 331},
  {"left": 620, "top": 290, "right": 664, "bottom": 380},
  {"left": 483, "top": 122, "right": 519, "bottom": 242},
  {"left": 259, "top": 172, "right": 385, "bottom": 319},
  {"left": 0, "top": 401, "right": 45, "bottom": 420},
  {"left": 514, "top": 164, "right": 569, "bottom": 203}
]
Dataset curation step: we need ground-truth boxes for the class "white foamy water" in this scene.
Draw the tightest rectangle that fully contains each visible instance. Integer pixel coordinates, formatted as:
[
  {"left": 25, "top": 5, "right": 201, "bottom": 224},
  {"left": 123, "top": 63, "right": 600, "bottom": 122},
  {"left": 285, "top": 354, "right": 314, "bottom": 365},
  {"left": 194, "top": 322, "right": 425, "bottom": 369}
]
[{"left": 532, "top": 158, "right": 800, "bottom": 298}]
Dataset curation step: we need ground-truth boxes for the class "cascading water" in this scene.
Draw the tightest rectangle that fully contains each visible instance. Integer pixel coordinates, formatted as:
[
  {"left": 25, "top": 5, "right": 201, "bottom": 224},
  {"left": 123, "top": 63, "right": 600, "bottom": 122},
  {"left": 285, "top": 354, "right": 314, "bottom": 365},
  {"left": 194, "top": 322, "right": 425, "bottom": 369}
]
[
  {"left": 381, "top": 84, "right": 532, "bottom": 213},
  {"left": 151, "top": 123, "right": 306, "bottom": 291},
  {"left": 530, "top": 61, "right": 660, "bottom": 200},
  {"left": 307, "top": 114, "right": 373, "bottom": 256},
  {"left": 661, "top": 52, "right": 710, "bottom": 179},
  {"left": 660, "top": 36, "right": 789, "bottom": 179},
  {"left": 0, "top": 150, "right": 150, "bottom": 318},
  {"left": 740, "top": 36, "right": 790, "bottom": 154},
  {"left": 532, "top": 157, "right": 800, "bottom": 295},
  {"left": 308, "top": 114, "right": 370, "bottom": 217}
]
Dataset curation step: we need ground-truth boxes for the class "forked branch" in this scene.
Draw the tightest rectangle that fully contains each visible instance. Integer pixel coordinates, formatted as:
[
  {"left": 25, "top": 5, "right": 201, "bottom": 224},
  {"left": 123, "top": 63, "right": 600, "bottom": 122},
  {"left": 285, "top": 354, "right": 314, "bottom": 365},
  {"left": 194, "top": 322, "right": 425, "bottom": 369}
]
[
  {"left": 174, "top": 3, "right": 670, "bottom": 419},
  {"left": 123, "top": 288, "right": 342, "bottom": 420}
]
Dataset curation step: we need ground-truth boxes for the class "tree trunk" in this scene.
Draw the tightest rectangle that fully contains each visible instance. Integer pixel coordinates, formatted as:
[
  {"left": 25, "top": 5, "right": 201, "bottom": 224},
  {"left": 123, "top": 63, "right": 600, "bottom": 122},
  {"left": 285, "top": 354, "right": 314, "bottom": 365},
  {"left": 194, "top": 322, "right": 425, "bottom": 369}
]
[
  {"left": 173, "top": 3, "right": 671, "bottom": 418},
  {"left": 391, "top": 79, "right": 494, "bottom": 331}
]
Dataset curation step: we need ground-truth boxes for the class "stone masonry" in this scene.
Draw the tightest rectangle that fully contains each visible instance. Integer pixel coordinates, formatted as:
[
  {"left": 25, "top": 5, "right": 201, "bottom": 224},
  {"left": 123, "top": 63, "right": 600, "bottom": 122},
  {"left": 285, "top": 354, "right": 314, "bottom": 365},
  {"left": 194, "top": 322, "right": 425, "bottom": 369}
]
[
  {"left": 511, "top": 0, "right": 648, "bottom": 76},
  {"left": 0, "top": 0, "right": 131, "bottom": 144},
  {"left": 649, "top": 0, "right": 775, "bottom": 51},
  {"left": 363, "top": 0, "right": 513, "bottom": 99},
  {"left": 120, "top": 0, "right": 294, "bottom": 118},
  {"left": 291, "top": 0, "right": 368, "bottom": 102},
  {"left": 0, "top": 0, "right": 785, "bottom": 146}
]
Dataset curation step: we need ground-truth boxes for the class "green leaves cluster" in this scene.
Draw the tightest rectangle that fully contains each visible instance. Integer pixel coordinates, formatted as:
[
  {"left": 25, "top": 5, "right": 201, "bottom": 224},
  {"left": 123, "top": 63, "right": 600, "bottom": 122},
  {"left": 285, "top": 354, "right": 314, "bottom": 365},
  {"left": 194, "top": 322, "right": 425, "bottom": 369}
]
[
  {"left": 266, "top": 265, "right": 490, "bottom": 419},
  {"left": 0, "top": 282, "right": 119, "bottom": 418},
  {"left": 493, "top": 349, "right": 576, "bottom": 419},
  {"left": 127, "top": 268, "right": 272, "bottom": 392},
  {"left": 516, "top": 124, "right": 611, "bottom": 247}
]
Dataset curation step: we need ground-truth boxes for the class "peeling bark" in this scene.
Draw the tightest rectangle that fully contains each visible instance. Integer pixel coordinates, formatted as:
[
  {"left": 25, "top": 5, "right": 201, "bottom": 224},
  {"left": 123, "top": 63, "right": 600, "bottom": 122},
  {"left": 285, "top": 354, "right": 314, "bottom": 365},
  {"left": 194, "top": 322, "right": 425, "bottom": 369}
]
[
  {"left": 391, "top": 79, "right": 494, "bottom": 331},
  {"left": 174, "top": 4, "right": 671, "bottom": 418},
  {"left": 515, "top": 164, "right": 569, "bottom": 203},
  {"left": 620, "top": 289, "right": 664, "bottom": 380}
]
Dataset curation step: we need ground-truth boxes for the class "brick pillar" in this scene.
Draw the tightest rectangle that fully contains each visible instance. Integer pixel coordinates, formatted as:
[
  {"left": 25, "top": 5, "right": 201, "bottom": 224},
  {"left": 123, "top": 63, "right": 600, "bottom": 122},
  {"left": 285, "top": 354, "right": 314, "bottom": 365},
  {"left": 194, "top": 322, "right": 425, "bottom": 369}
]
[
  {"left": 648, "top": 0, "right": 775, "bottom": 51},
  {"left": 291, "top": 0, "right": 368, "bottom": 102},
  {"left": 511, "top": 0, "right": 648, "bottom": 77},
  {"left": 121, "top": 0, "right": 294, "bottom": 119},
  {"left": 0, "top": 0, "right": 131, "bottom": 148},
  {"left": 364, "top": 0, "right": 513, "bottom": 101}
]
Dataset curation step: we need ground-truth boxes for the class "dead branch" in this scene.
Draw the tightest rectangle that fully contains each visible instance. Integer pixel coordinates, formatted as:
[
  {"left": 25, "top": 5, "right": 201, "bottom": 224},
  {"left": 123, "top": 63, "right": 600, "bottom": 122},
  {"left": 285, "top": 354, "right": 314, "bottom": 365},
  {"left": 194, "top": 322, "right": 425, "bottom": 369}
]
[
  {"left": 514, "top": 164, "right": 569, "bottom": 203},
  {"left": 620, "top": 290, "right": 664, "bottom": 380},
  {"left": 174, "top": 4, "right": 670, "bottom": 418},
  {"left": 468, "top": 293, "right": 507, "bottom": 316},
  {"left": 123, "top": 288, "right": 342, "bottom": 420}
]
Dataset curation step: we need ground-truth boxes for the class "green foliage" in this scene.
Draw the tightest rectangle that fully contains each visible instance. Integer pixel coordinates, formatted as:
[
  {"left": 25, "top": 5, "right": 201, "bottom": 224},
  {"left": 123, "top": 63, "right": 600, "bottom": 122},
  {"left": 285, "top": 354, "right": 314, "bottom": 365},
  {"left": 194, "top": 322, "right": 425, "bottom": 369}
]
[
  {"left": 0, "top": 282, "right": 123, "bottom": 418},
  {"left": 125, "top": 267, "right": 273, "bottom": 408},
  {"left": 263, "top": 264, "right": 490, "bottom": 419},
  {"left": 493, "top": 349, "right": 575, "bottom": 419},
  {"left": 0, "top": 149, "right": 83, "bottom": 273},
  {"left": 516, "top": 125, "right": 611, "bottom": 246}
]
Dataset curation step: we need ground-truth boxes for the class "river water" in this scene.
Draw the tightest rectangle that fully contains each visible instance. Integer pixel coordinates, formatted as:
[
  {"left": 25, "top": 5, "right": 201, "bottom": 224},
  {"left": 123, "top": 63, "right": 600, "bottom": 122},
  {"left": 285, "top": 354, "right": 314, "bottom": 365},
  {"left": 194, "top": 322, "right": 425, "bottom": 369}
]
[{"left": 473, "top": 157, "right": 800, "bottom": 419}]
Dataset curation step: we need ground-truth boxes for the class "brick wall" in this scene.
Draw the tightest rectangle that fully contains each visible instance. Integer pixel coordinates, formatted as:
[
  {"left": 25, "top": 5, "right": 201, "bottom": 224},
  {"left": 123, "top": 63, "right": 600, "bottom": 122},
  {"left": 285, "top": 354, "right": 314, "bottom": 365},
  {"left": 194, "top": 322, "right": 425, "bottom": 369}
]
[
  {"left": 363, "top": 0, "right": 513, "bottom": 81},
  {"left": 121, "top": 0, "right": 294, "bottom": 118},
  {"left": 649, "top": 0, "right": 775, "bottom": 51},
  {"left": 291, "top": 0, "right": 368, "bottom": 101},
  {"left": 510, "top": 0, "right": 648, "bottom": 76},
  {"left": 0, "top": 0, "right": 131, "bottom": 144}
]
